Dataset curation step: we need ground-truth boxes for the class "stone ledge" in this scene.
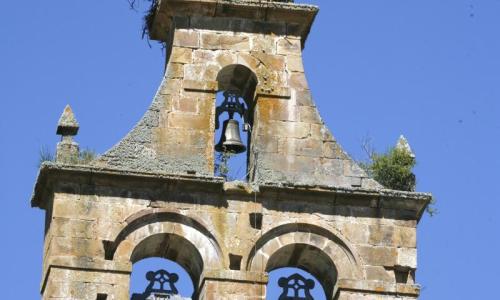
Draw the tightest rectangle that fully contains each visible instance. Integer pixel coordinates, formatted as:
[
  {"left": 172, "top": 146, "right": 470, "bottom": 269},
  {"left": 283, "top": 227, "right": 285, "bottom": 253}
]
[
  {"left": 223, "top": 181, "right": 257, "bottom": 194},
  {"left": 256, "top": 86, "right": 292, "bottom": 99},
  {"left": 31, "top": 163, "right": 431, "bottom": 222},
  {"left": 183, "top": 79, "right": 218, "bottom": 92},
  {"left": 31, "top": 162, "right": 225, "bottom": 208},
  {"left": 259, "top": 183, "right": 432, "bottom": 221},
  {"left": 337, "top": 279, "right": 420, "bottom": 297}
]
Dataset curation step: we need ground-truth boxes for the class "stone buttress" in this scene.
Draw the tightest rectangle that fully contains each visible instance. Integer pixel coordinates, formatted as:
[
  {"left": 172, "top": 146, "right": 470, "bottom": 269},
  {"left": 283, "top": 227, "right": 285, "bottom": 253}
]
[{"left": 31, "top": 1, "right": 431, "bottom": 299}]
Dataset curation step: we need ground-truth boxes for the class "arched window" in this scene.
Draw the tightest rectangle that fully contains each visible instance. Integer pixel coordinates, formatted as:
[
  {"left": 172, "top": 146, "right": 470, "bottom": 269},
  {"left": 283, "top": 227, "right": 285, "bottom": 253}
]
[
  {"left": 248, "top": 238, "right": 339, "bottom": 300},
  {"left": 126, "top": 233, "right": 206, "bottom": 300},
  {"left": 214, "top": 64, "right": 257, "bottom": 181}
]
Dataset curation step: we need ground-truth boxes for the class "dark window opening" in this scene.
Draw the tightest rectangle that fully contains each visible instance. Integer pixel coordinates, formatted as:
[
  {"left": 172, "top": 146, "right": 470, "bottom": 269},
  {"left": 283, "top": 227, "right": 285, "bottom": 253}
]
[
  {"left": 249, "top": 212, "right": 263, "bottom": 229},
  {"left": 229, "top": 253, "right": 243, "bottom": 270},
  {"left": 395, "top": 268, "right": 410, "bottom": 284},
  {"left": 96, "top": 294, "right": 107, "bottom": 300}
]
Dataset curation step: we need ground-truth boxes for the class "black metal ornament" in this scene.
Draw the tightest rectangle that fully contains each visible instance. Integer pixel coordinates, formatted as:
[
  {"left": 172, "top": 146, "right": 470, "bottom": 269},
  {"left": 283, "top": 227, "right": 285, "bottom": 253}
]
[
  {"left": 278, "top": 273, "right": 315, "bottom": 300},
  {"left": 131, "top": 269, "right": 180, "bottom": 300},
  {"left": 215, "top": 91, "right": 249, "bottom": 130}
]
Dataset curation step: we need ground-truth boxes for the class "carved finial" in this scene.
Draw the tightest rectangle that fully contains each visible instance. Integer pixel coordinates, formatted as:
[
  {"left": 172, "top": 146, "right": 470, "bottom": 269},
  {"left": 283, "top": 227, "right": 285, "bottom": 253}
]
[
  {"left": 395, "top": 135, "right": 415, "bottom": 159},
  {"left": 57, "top": 105, "right": 79, "bottom": 136}
]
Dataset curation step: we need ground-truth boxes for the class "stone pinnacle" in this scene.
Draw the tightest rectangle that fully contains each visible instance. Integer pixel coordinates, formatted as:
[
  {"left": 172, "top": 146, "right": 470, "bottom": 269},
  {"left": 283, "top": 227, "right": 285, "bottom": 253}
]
[
  {"left": 56, "top": 104, "right": 79, "bottom": 136},
  {"left": 395, "top": 135, "right": 415, "bottom": 158}
]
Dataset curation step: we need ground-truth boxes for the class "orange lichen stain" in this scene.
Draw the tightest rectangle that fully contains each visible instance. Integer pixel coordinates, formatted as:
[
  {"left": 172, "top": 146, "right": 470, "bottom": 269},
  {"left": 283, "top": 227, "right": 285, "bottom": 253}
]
[{"left": 375, "top": 286, "right": 386, "bottom": 293}]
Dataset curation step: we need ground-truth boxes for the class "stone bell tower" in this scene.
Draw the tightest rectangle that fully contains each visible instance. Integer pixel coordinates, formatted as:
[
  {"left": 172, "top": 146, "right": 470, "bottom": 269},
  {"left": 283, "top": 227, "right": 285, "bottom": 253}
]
[{"left": 31, "top": 0, "right": 431, "bottom": 299}]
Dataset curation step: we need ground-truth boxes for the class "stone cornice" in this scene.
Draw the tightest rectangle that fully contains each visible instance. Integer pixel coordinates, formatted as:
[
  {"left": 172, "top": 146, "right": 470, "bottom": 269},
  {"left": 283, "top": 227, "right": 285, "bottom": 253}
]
[
  {"left": 150, "top": 0, "right": 319, "bottom": 45},
  {"left": 30, "top": 162, "right": 225, "bottom": 208},
  {"left": 31, "top": 163, "right": 431, "bottom": 221},
  {"left": 337, "top": 279, "right": 420, "bottom": 297}
]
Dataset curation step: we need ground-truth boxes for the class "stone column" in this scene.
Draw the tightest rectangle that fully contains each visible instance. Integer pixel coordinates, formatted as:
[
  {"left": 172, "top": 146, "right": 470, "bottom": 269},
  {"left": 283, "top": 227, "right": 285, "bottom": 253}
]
[{"left": 198, "top": 270, "right": 268, "bottom": 300}]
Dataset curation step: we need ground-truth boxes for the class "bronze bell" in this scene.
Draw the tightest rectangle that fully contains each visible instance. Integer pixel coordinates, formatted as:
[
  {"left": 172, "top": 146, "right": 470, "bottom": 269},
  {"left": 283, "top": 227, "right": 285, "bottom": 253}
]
[{"left": 215, "top": 119, "right": 246, "bottom": 154}]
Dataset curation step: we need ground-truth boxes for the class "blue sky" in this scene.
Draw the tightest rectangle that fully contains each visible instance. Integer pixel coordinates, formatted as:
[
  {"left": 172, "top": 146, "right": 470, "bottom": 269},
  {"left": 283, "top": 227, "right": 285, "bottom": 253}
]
[{"left": 1, "top": 0, "right": 499, "bottom": 299}]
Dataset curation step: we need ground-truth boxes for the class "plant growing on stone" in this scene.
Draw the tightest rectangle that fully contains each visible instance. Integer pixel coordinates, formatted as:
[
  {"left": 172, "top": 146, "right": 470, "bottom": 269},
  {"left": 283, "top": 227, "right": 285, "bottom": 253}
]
[
  {"left": 38, "top": 145, "right": 55, "bottom": 167},
  {"left": 359, "top": 137, "right": 437, "bottom": 216},
  {"left": 77, "top": 149, "right": 97, "bottom": 165},
  {"left": 38, "top": 146, "right": 98, "bottom": 167},
  {"left": 367, "top": 147, "right": 417, "bottom": 192},
  {"left": 215, "top": 151, "right": 234, "bottom": 180}
]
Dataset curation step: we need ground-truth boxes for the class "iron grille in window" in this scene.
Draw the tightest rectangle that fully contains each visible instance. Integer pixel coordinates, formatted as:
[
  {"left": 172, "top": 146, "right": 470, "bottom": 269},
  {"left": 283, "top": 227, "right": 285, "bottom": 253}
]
[
  {"left": 131, "top": 270, "right": 180, "bottom": 300},
  {"left": 278, "top": 273, "right": 315, "bottom": 300}
]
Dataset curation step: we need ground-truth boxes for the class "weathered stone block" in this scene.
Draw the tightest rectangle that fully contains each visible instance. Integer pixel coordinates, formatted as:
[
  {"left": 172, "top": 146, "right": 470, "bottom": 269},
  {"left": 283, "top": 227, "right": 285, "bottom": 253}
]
[
  {"left": 365, "top": 266, "right": 395, "bottom": 282},
  {"left": 359, "top": 245, "right": 398, "bottom": 267},
  {"left": 216, "top": 51, "right": 238, "bottom": 66},
  {"left": 159, "top": 78, "right": 182, "bottom": 95},
  {"left": 49, "top": 237, "right": 104, "bottom": 258},
  {"left": 393, "top": 226, "right": 417, "bottom": 248},
  {"left": 397, "top": 248, "right": 417, "bottom": 269},
  {"left": 201, "top": 32, "right": 250, "bottom": 51},
  {"left": 170, "top": 47, "right": 193, "bottom": 64},
  {"left": 165, "top": 63, "right": 184, "bottom": 79},
  {"left": 341, "top": 222, "right": 369, "bottom": 244},
  {"left": 311, "top": 124, "right": 335, "bottom": 142},
  {"left": 278, "top": 137, "right": 323, "bottom": 157},
  {"left": 323, "top": 142, "right": 345, "bottom": 159},
  {"left": 173, "top": 30, "right": 200, "bottom": 48},
  {"left": 167, "top": 112, "right": 211, "bottom": 130},
  {"left": 287, "top": 55, "right": 304, "bottom": 72},
  {"left": 265, "top": 121, "right": 310, "bottom": 139},
  {"left": 277, "top": 37, "right": 302, "bottom": 55},
  {"left": 52, "top": 218, "right": 96, "bottom": 239},
  {"left": 193, "top": 49, "right": 216, "bottom": 63},
  {"left": 173, "top": 97, "right": 199, "bottom": 113},
  {"left": 289, "top": 72, "right": 309, "bottom": 90},
  {"left": 184, "top": 64, "right": 220, "bottom": 81},
  {"left": 368, "top": 224, "right": 395, "bottom": 246},
  {"left": 251, "top": 34, "right": 277, "bottom": 53},
  {"left": 298, "top": 106, "right": 322, "bottom": 124},
  {"left": 294, "top": 90, "right": 314, "bottom": 107},
  {"left": 257, "top": 98, "right": 298, "bottom": 122},
  {"left": 251, "top": 52, "right": 285, "bottom": 70}
]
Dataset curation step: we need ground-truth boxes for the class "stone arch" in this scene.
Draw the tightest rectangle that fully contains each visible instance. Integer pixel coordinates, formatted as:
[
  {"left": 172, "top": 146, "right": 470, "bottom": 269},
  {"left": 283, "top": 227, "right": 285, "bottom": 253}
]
[
  {"left": 110, "top": 210, "right": 224, "bottom": 291},
  {"left": 109, "top": 209, "right": 224, "bottom": 261},
  {"left": 246, "top": 223, "right": 364, "bottom": 300},
  {"left": 216, "top": 64, "right": 258, "bottom": 104}
]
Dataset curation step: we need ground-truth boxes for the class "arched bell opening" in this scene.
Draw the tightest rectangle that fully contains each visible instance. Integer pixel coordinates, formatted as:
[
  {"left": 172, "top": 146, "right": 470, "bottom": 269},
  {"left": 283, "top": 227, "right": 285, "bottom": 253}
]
[
  {"left": 214, "top": 64, "right": 258, "bottom": 181},
  {"left": 265, "top": 244, "right": 338, "bottom": 300},
  {"left": 130, "top": 257, "right": 194, "bottom": 300},
  {"left": 129, "top": 233, "right": 204, "bottom": 299},
  {"left": 267, "top": 268, "right": 327, "bottom": 300}
]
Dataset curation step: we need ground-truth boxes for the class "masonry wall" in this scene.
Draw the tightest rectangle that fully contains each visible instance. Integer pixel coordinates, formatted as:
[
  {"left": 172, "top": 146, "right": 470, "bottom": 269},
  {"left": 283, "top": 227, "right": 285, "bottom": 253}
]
[{"left": 39, "top": 174, "right": 421, "bottom": 299}]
